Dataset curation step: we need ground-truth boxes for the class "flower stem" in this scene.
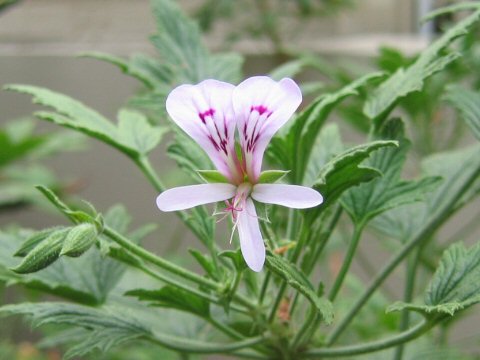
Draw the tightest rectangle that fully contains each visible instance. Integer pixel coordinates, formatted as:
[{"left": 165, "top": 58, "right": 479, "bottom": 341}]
[
  {"left": 326, "top": 162, "right": 480, "bottom": 345},
  {"left": 328, "top": 222, "right": 365, "bottom": 301},
  {"left": 103, "top": 225, "right": 256, "bottom": 311},
  {"left": 393, "top": 247, "right": 422, "bottom": 360},
  {"left": 303, "top": 319, "right": 434, "bottom": 357},
  {"left": 135, "top": 156, "right": 166, "bottom": 193}
]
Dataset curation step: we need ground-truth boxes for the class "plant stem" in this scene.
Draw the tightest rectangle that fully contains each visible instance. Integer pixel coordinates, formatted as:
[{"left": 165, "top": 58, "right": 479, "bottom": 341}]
[
  {"left": 267, "top": 225, "right": 309, "bottom": 323},
  {"left": 325, "top": 163, "right": 480, "bottom": 345},
  {"left": 135, "top": 156, "right": 166, "bottom": 192},
  {"left": 302, "top": 206, "right": 343, "bottom": 276},
  {"left": 393, "top": 247, "right": 422, "bottom": 360},
  {"left": 328, "top": 222, "right": 365, "bottom": 301},
  {"left": 103, "top": 225, "right": 256, "bottom": 311},
  {"left": 268, "top": 281, "right": 287, "bottom": 323},
  {"left": 147, "top": 332, "right": 266, "bottom": 356},
  {"left": 291, "top": 308, "right": 317, "bottom": 349},
  {"left": 303, "top": 319, "right": 434, "bottom": 357}
]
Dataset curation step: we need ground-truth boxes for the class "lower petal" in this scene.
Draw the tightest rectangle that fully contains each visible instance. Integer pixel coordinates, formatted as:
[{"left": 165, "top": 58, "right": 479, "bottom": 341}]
[
  {"left": 251, "top": 184, "right": 323, "bottom": 209},
  {"left": 237, "top": 198, "right": 265, "bottom": 272},
  {"left": 156, "top": 183, "right": 236, "bottom": 212}
]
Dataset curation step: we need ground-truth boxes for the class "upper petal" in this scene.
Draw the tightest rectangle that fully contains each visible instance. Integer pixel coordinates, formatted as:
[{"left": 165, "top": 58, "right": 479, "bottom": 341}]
[
  {"left": 236, "top": 198, "right": 265, "bottom": 272},
  {"left": 166, "top": 80, "right": 242, "bottom": 183},
  {"left": 156, "top": 183, "right": 236, "bottom": 212},
  {"left": 251, "top": 184, "right": 323, "bottom": 209},
  {"left": 233, "top": 76, "right": 302, "bottom": 182}
]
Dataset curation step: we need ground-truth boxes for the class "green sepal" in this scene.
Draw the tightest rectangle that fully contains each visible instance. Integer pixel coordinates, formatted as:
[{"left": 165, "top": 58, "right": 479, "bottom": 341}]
[
  {"left": 196, "top": 170, "right": 229, "bottom": 183},
  {"left": 60, "top": 223, "right": 98, "bottom": 258},
  {"left": 257, "top": 170, "right": 289, "bottom": 184},
  {"left": 13, "top": 226, "right": 64, "bottom": 257},
  {"left": 11, "top": 228, "right": 70, "bottom": 274}
]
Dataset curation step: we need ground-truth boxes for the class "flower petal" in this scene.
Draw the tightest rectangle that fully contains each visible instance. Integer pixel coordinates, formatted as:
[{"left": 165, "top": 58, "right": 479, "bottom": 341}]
[
  {"left": 156, "top": 183, "right": 236, "bottom": 212},
  {"left": 252, "top": 184, "right": 323, "bottom": 209},
  {"left": 166, "top": 79, "right": 242, "bottom": 183},
  {"left": 233, "top": 76, "right": 302, "bottom": 182},
  {"left": 237, "top": 198, "right": 265, "bottom": 272}
]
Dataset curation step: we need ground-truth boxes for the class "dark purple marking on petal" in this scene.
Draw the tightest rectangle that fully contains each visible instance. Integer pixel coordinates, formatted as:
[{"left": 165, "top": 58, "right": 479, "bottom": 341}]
[
  {"left": 199, "top": 108, "right": 215, "bottom": 123},
  {"left": 251, "top": 105, "right": 268, "bottom": 115}
]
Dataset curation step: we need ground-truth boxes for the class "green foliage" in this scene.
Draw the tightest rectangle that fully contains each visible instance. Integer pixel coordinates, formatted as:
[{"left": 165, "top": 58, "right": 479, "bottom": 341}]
[
  {"left": 2, "top": 2, "right": 480, "bottom": 359},
  {"left": 0, "top": 302, "right": 152, "bottom": 359},
  {"left": 342, "top": 119, "right": 442, "bottom": 223},
  {"left": 0, "top": 118, "right": 84, "bottom": 208},
  {"left": 266, "top": 252, "right": 334, "bottom": 324},
  {"left": 313, "top": 140, "right": 397, "bottom": 210},
  {"left": 372, "top": 144, "right": 480, "bottom": 242},
  {"left": 268, "top": 72, "right": 383, "bottom": 184},
  {"left": 388, "top": 242, "right": 480, "bottom": 317},
  {"left": 127, "top": 286, "right": 210, "bottom": 318},
  {"left": 364, "top": 8, "right": 480, "bottom": 129},
  {"left": 4, "top": 85, "right": 167, "bottom": 159},
  {"left": 444, "top": 85, "right": 480, "bottom": 141}
]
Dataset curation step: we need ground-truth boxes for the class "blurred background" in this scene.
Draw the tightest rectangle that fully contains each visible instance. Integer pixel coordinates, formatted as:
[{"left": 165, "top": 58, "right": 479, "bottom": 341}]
[{"left": 1, "top": 0, "right": 479, "bottom": 359}]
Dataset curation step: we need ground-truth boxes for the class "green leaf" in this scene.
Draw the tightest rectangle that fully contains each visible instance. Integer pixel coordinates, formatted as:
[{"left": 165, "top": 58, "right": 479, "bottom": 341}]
[
  {"left": 388, "top": 242, "right": 480, "bottom": 317},
  {"left": 444, "top": 85, "right": 480, "bottom": 141},
  {"left": 5, "top": 85, "right": 166, "bottom": 158},
  {"left": 0, "top": 119, "right": 46, "bottom": 167},
  {"left": 0, "top": 302, "right": 152, "bottom": 359},
  {"left": 313, "top": 140, "right": 397, "bottom": 210},
  {"left": 117, "top": 109, "right": 168, "bottom": 155},
  {"left": 127, "top": 286, "right": 210, "bottom": 318},
  {"left": 303, "top": 123, "right": 343, "bottom": 187},
  {"left": 257, "top": 170, "right": 289, "bottom": 184},
  {"left": 364, "top": 9, "right": 480, "bottom": 127},
  {"left": 197, "top": 170, "right": 229, "bottom": 183},
  {"left": 269, "top": 59, "right": 305, "bottom": 80},
  {"left": 11, "top": 228, "right": 70, "bottom": 274},
  {"left": 342, "top": 119, "right": 441, "bottom": 223},
  {"left": 150, "top": 0, "right": 242, "bottom": 83},
  {"left": 219, "top": 249, "right": 247, "bottom": 272},
  {"left": 266, "top": 252, "right": 333, "bottom": 324},
  {"left": 269, "top": 72, "right": 383, "bottom": 183},
  {"left": 79, "top": 52, "right": 167, "bottom": 89},
  {"left": 372, "top": 144, "right": 480, "bottom": 242},
  {"left": 167, "top": 130, "right": 212, "bottom": 182},
  {"left": 60, "top": 223, "right": 98, "bottom": 257},
  {"left": 189, "top": 249, "right": 218, "bottom": 280}
]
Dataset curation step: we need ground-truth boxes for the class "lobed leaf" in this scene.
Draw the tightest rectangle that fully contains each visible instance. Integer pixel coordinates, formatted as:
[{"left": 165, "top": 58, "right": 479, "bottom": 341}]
[
  {"left": 388, "top": 242, "right": 480, "bottom": 317},
  {"left": 364, "top": 8, "right": 480, "bottom": 127},
  {"left": 342, "top": 118, "right": 441, "bottom": 223},
  {"left": 444, "top": 85, "right": 480, "bottom": 141},
  {"left": 0, "top": 302, "right": 151, "bottom": 359},
  {"left": 5, "top": 85, "right": 166, "bottom": 158},
  {"left": 313, "top": 140, "right": 397, "bottom": 210}
]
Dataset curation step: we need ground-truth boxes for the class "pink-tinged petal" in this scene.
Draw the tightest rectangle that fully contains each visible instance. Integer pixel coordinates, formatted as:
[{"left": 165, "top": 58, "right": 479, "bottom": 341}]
[
  {"left": 233, "top": 76, "right": 302, "bottom": 182},
  {"left": 237, "top": 198, "right": 265, "bottom": 272},
  {"left": 156, "top": 183, "right": 236, "bottom": 212},
  {"left": 252, "top": 184, "right": 323, "bottom": 209},
  {"left": 166, "top": 80, "right": 242, "bottom": 183}
]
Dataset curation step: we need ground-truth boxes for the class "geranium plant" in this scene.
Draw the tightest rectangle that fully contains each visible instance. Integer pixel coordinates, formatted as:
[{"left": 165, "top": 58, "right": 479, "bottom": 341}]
[{"left": 1, "top": 1, "right": 479, "bottom": 359}]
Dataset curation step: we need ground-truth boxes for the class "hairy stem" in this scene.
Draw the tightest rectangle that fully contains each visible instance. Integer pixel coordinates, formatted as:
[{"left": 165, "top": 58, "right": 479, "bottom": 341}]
[
  {"left": 393, "top": 247, "right": 422, "bottom": 360},
  {"left": 303, "top": 319, "right": 434, "bottom": 357},
  {"left": 328, "top": 222, "right": 365, "bottom": 301},
  {"left": 103, "top": 225, "right": 256, "bottom": 311}
]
